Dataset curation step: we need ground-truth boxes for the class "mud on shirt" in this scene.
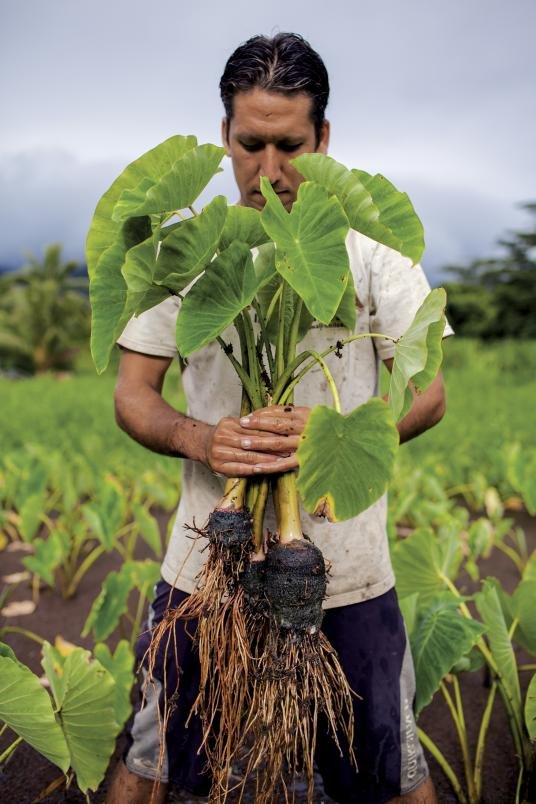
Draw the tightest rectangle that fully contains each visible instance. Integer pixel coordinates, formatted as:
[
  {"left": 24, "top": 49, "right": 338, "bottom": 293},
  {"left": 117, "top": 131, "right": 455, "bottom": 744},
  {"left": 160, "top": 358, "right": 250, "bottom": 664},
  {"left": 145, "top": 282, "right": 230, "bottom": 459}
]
[{"left": 117, "top": 230, "right": 453, "bottom": 608}]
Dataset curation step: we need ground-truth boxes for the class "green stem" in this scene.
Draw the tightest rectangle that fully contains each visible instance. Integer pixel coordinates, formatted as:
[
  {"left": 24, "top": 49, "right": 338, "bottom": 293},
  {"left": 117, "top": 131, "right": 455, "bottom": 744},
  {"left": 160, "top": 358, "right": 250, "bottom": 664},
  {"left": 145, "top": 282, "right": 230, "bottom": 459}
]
[
  {"left": 287, "top": 298, "right": 303, "bottom": 365},
  {"left": 1, "top": 626, "right": 44, "bottom": 646},
  {"left": 276, "top": 472, "right": 302, "bottom": 544},
  {"left": 439, "top": 572, "right": 527, "bottom": 769},
  {"left": 252, "top": 297, "right": 275, "bottom": 384},
  {"left": 265, "top": 283, "right": 283, "bottom": 327},
  {"left": 241, "top": 309, "right": 264, "bottom": 405},
  {"left": 216, "top": 335, "right": 259, "bottom": 407},
  {"left": 276, "top": 282, "right": 289, "bottom": 380},
  {"left": 440, "top": 680, "right": 476, "bottom": 803},
  {"left": 277, "top": 350, "right": 341, "bottom": 412},
  {"left": 220, "top": 478, "right": 248, "bottom": 511},
  {"left": 494, "top": 540, "right": 525, "bottom": 575},
  {"left": 518, "top": 663, "right": 536, "bottom": 671},
  {"left": 417, "top": 727, "right": 468, "bottom": 804},
  {"left": 188, "top": 205, "right": 198, "bottom": 217},
  {"left": 252, "top": 479, "right": 270, "bottom": 552},
  {"left": 0, "top": 736, "right": 23, "bottom": 765},
  {"left": 473, "top": 680, "right": 497, "bottom": 801},
  {"left": 64, "top": 545, "right": 107, "bottom": 598}
]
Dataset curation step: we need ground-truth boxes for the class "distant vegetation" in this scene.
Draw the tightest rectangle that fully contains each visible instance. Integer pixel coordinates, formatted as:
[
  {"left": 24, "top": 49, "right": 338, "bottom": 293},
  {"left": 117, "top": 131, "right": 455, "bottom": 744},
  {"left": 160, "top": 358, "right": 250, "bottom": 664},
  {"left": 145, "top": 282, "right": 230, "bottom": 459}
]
[
  {"left": 444, "top": 202, "right": 536, "bottom": 339},
  {"left": 0, "top": 243, "right": 90, "bottom": 373}
]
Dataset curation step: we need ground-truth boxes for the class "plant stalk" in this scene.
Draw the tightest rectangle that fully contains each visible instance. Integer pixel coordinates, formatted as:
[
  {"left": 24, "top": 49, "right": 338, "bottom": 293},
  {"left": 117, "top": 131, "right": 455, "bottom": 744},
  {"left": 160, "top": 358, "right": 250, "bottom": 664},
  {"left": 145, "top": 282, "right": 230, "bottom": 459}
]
[
  {"left": 276, "top": 472, "right": 302, "bottom": 544},
  {"left": 417, "top": 728, "right": 467, "bottom": 804}
]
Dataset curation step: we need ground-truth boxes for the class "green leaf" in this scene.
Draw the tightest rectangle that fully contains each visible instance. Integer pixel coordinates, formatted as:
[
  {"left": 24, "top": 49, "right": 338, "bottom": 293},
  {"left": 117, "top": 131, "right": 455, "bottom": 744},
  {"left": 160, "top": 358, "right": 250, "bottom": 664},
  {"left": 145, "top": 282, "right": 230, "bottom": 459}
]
[
  {"left": 398, "top": 593, "right": 419, "bottom": 637},
  {"left": 93, "top": 641, "right": 135, "bottom": 729},
  {"left": 120, "top": 235, "right": 169, "bottom": 320},
  {"left": 175, "top": 241, "right": 257, "bottom": 356},
  {"left": 296, "top": 399, "right": 399, "bottom": 521},
  {"left": 523, "top": 550, "right": 536, "bottom": 582},
  {"left": 475, "top": 580, "right": 523, "bottom": 732},
  {"left": 330, "top": 267, "right": 356, "bottom": 330},
  {"left": 255, "top": 247, "right": 312, "bottom": 346},
  {"left": 112, "top": 144, "right": 225, "bottom": 221},
  {"left": 260, "top": 179, "right": 350, "bottom": 324},
  {"left": 82, "top": 565, "right": 134, "bottom": 642},
  {"left": 0, "top": 653, "right": 70, "bottom": 771},
  {"left": 292, "top": 153, "right": 425, "bottom": 264},
  {"left": 218, "top": 205, "right": 270, "bottom": 251},
  {"left": 512, "top": 580, "right": 536, "bottom": 656},
  {"left": 41, "top": 643, "right": 118, "bottom": 793},
  {"left": 525, "top": 673, "right": 536, "bottom": 741},
  {"left": 23, "top": 531, "right": 64, "bottom": 587},
  {"left": 87, "top": 135, "right": 197, "bottom": 372},
  {"left": 132, "top": 504, "right": 162, "bottom": 557},
  {"left": 411, "top": 600, "right": 486, "bottom": 714},
  {"left": 392, "top": 528, "right": 463, "bottom": 604},
  {"left": 388, "top": 288, "right": 447, "bottom": 421},
  {"left": 154, "top": 195, "right": 228, "bottom": 293},
  {"left": 18, "top": 491, "right": 47, "bottom": 542}
]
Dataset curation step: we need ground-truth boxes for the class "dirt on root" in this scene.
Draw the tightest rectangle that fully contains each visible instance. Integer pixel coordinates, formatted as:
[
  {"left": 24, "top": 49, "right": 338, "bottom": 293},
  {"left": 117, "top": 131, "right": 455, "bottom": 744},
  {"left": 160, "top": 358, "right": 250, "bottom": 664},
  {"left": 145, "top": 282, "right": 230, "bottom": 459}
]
[{"left": 0, "top": 509, "right": 535, "bottom": 804}]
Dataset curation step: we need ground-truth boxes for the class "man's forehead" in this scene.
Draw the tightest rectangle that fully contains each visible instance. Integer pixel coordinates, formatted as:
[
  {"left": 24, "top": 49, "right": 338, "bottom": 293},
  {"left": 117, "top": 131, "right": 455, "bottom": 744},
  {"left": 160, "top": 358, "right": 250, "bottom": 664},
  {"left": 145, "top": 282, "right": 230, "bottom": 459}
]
[{"left": 229, "top": 88, "right": 315, "bottom": 134}]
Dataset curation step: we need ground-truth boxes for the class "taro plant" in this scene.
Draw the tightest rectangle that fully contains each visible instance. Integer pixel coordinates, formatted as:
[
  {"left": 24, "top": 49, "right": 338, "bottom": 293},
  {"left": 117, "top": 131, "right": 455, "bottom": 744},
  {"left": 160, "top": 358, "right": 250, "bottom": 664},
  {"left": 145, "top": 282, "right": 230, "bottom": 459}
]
[
  {"left": 0, "top": 638, "right": 134, "bottom": 796},
  {"left": 87, "top": 135, "right": 447, "bottom": 800},
  {"left": 393, "top": 525, "right": 536, "bottom": 803}
]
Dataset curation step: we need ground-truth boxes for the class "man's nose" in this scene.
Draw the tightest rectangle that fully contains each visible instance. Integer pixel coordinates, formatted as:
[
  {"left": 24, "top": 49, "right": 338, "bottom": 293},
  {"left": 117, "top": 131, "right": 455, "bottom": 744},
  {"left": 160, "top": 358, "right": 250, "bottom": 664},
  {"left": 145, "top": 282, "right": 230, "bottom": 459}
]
[{"left": 259, "top": 145, "right": 283, "bottom": 185}]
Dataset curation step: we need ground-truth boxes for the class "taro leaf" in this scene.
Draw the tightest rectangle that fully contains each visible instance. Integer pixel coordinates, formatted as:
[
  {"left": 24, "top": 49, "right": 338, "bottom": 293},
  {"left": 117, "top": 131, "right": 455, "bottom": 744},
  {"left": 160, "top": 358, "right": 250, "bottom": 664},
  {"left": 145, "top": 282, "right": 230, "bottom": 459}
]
[
  {"left": 507, "top": 445, "right": 536, "bottom": 516},
  {"left": 81, "top": 476, "right": 126, "bottom": 550},
  {"left": 475, "top": 580, "right": 523, "bottom": 733},
  {"left": 0, "top": 651, "right": 70, "bottom": 772},
  {"left": 256, "top": 259, "right": 313, "bottom": 346},
  {"left": 87, "top": 135, "right": 198, "bottom": 372},
  {"left": 41, "top": 643, "right": 118, "bottom": 793},
  {"left": 154, "top": 195, "right": 228, "bottom": 293},
  {"left": 388, "top": 288, "right": 447, "bottom": 421},
  {"left": 411, "top": 600, "right": 486, "bottom": 715},
  {"left": 398, "top": 592, "right": 419, "bottom": 637},
  {"left": 260, "top": 179, "right": 350, "bottom": 324},
  {"left": 175, "top": 241, "right": 257, "bottom": 357},
  {"left": 93, "top": 641, "right": 135, "bottom": 729},
  {"left": 523, "top": 550, "right": 536, "bottom": 581},
  {"left": 112, "top": 144, "right": 225, "bottom": 222},
  {"left": 82, "top": 560, "right": 160, "bottom": 642},
  {"left": 120, "top": 235, "right": 169, "bottom": 320},
  {"left": 82, "top": 564, "right": 134, "bottom": 642},
  {"left": 511, "top": 580, "right": 536, "bottom": 656},
  {"left": 18, "top": 490, "right": 47, "bottom": 542},
  {"left": 525, "top": 673, "right": 536, "bottom": 741},
  {"left": 23, "top": 531, "right": 64, "bottom": 587},
  {"left": 329, "top": 266, "right": 356, "bottom": 330},
  {"left": 296, "top": 399, "right": 398, "bottom": 522},
  {"left": 86, "top": 134, "right": 198, "bottom": 278},
  {"left": 219, "top": 205, "right": 270, "bottom": 251},
  {"left": 292, "top": 153, "right": 424, "bottom": 264},
  {"left": 132, "top": 503, "right": 162, "bottom": 557},
  {"left": 392, "top": 527, "right": 463, "bottom": 605}
]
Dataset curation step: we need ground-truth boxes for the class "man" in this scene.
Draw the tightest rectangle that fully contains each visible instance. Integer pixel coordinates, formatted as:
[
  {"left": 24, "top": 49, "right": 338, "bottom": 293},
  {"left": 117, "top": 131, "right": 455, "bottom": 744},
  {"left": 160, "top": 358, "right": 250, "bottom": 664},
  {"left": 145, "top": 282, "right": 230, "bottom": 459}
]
[{"left": 107, "top": 33, "right": 448, "bottom": 804}]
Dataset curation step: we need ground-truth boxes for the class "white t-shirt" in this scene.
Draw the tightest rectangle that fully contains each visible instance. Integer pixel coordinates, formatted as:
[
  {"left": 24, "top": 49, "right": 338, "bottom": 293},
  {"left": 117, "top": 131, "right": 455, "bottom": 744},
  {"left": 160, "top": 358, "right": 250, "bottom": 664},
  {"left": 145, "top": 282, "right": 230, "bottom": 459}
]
[{"left": 117, "top": 229, "right": 453, "bottom": 607}]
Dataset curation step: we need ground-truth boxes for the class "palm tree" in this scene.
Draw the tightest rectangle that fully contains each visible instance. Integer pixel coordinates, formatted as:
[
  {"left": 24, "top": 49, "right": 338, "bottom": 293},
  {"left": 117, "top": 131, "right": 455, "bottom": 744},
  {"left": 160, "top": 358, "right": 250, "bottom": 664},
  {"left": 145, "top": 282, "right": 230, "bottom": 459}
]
[{"left": 0, "top": 243, "right": 90, "bottom": 373}]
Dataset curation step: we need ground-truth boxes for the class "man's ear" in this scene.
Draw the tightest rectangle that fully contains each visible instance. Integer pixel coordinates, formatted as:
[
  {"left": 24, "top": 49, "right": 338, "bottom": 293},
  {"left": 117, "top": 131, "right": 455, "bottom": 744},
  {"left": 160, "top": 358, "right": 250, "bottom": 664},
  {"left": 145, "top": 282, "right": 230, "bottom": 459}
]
[
  {"left": 316, "top": 119, "right": 330, "bottom": 154},
  {"left": 221, "top": 117, "right": 230, "bottom": 155}
]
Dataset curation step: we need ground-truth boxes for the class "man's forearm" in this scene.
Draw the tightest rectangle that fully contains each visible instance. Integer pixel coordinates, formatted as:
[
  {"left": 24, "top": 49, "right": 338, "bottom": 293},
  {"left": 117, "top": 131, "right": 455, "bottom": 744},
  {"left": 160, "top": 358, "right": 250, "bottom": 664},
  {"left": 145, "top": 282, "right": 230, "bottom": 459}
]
[{"left": 114, "top": 380, "right": 212, "bottom": 464}]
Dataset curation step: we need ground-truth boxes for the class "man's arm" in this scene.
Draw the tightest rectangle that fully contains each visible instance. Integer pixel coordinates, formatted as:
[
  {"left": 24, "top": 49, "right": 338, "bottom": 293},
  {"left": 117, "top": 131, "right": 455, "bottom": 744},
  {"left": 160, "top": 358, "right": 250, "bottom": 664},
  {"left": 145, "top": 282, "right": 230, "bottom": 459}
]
[
  {"left": 383, "top": 357, "right": 446, "bottom": 444},
  {"left": 114, "top": 348, "right": 307, "bottom": 476}
]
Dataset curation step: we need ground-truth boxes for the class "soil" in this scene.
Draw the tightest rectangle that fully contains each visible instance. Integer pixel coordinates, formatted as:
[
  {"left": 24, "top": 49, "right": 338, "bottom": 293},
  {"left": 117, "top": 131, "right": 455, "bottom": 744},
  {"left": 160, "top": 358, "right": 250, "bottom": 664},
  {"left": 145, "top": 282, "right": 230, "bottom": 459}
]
[{"left": 1, "top": 509, "right": 534, "bottom": 804}]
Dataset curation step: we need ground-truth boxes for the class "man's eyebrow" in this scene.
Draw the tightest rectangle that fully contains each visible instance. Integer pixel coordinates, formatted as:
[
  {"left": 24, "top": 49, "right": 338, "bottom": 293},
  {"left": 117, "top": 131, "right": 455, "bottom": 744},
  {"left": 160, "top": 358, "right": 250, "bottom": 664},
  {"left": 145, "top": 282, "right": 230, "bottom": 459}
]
[{"left": 236, "top": 135, "right": 304, "bottom": 146}]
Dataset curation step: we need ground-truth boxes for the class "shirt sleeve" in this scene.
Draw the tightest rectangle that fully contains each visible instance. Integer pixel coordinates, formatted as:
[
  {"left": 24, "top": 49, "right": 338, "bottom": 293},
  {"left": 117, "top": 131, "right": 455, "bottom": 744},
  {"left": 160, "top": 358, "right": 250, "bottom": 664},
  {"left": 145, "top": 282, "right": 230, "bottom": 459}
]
[
  {"left": 368, "top": 242, "right": 454, "bottom": 360},
  {"left": 116, "top": 296, "right": 180, "bottom": 357}
]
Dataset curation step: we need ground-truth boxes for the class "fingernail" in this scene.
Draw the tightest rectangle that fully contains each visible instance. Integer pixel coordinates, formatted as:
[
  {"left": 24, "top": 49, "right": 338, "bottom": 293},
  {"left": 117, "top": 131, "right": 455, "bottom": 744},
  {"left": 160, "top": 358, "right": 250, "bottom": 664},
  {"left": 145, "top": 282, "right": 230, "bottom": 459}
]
[
  {"left": 241, "top": 438, "right": 251, "bottom": 448},
  {"left": 253, "top": 466, "right": 263, "bottom": 474},
  {"left": 240, "top": 417, "right": 250, "bottom": 427}
]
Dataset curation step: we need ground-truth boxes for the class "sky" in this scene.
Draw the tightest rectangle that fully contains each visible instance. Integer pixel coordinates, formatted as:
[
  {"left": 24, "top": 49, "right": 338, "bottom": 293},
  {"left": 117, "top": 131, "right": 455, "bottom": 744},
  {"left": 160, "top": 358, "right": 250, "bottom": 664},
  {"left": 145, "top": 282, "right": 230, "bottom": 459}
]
[{"left": 1, "top": 0, "right": 535, "bottom": 283}]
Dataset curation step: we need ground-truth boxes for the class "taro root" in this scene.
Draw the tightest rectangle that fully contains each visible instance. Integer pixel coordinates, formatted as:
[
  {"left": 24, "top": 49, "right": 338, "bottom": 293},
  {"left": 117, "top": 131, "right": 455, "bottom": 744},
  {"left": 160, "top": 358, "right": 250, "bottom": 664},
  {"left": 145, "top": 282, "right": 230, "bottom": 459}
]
[{"left": 240, "top": 474, "right": 356, "bottom": 804}]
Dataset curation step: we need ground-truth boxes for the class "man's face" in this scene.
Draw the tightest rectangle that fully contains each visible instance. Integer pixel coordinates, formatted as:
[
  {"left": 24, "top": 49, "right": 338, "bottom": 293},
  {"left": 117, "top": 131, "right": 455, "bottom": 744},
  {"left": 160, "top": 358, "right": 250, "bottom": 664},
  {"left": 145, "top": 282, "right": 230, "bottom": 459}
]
[{"left": 222, "top": 88, "right": 329, "bottom": 211}]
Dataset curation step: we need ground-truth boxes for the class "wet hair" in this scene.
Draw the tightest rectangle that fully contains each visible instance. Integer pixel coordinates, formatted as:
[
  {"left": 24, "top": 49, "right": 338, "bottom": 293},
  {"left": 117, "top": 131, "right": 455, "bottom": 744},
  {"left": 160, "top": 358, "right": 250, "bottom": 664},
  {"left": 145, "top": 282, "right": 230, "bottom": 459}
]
[{"left": 219, "top": 33, "right": 330, "bottom": 144}]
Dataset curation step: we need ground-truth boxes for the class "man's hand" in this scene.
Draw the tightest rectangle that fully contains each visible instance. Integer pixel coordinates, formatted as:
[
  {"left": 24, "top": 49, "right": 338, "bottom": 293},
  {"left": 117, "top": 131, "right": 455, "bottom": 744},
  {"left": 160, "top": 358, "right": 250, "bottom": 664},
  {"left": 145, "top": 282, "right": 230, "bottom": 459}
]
[{"left": 205, "top": 405, "right": 311, "bottom": 477}]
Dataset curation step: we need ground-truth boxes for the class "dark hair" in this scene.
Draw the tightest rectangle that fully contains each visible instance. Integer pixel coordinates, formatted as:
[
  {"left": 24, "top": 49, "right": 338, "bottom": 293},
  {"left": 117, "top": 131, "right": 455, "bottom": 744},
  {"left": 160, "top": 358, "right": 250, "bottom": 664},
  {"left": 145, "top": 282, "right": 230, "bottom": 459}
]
[{"left": 219, "top": 33, "right": 330, "bottom": 144}]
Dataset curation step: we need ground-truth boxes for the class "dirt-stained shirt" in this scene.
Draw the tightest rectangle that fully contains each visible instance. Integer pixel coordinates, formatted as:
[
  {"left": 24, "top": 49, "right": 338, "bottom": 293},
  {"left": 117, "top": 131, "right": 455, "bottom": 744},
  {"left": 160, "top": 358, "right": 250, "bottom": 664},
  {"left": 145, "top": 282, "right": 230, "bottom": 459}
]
[{"left": 117, "top": 229, "right": 453, "bottom": 607}]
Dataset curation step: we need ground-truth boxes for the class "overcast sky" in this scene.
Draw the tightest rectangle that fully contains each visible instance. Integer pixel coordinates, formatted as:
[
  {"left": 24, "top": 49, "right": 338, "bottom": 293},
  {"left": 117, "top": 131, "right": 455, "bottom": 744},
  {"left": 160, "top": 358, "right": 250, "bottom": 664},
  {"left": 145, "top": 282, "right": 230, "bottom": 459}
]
[{"left": 1, "top": 0, "right": 535, "bottom": 282}]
